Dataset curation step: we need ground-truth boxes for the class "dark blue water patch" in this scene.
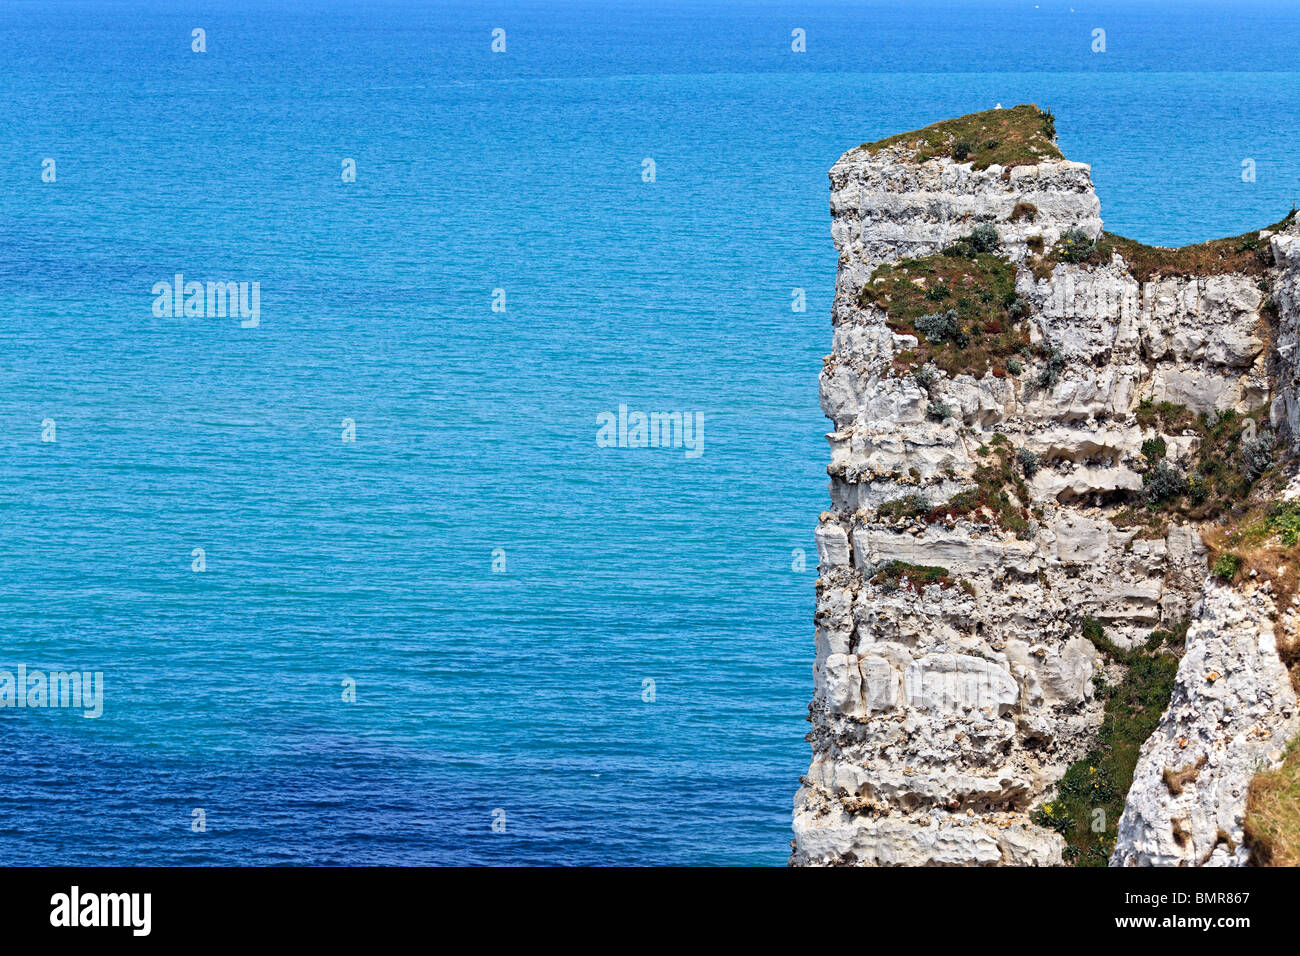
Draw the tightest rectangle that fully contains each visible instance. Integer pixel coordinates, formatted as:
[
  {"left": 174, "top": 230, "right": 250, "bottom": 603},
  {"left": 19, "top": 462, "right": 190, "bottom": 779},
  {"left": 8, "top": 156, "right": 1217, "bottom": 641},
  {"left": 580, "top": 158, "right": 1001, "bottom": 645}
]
[{"left": 0, "top": 722, "right": 796, "bottom": 864}]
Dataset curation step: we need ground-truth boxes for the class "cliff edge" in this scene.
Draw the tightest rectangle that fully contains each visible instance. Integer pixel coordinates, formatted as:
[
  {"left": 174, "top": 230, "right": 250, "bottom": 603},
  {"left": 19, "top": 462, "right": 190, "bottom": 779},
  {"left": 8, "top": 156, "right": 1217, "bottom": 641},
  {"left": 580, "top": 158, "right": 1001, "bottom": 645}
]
[{"left": 793, "top": 105, "right": 1300, "bottom": 866}]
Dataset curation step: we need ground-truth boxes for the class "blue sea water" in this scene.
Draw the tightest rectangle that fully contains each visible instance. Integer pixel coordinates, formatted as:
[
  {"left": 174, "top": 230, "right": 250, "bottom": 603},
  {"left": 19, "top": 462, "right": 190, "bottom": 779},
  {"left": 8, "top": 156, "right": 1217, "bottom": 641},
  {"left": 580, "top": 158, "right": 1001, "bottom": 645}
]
[{"left": 0, "top": 0, "right": 1298, "bottom": 865}]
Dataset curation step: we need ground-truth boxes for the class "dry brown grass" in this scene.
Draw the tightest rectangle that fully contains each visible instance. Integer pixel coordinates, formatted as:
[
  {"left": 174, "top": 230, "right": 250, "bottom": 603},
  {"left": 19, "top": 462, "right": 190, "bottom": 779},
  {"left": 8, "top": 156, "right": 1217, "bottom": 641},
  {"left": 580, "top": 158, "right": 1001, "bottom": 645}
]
[
  {"left": 1029, "top": 214, "right": 1295, "bottom": 283},
  {"left": 1202, "top": 528, "right": 1300, "bottom": 617},
  {"left": 1200, "top": 477, "right": 1300, "bottom": 696},
  {"left": 1105, "top": 228, "right": 1288, "bottom": 283},
  {"left": 1024, "top": 212, "right": 1296, "bottom": 286},
  {"left": 1162, "top": 754, "right": 1207, "bottom": 796},
  {"left": 1245, "top": 736, "right": 1300, "bottom": 866},
  {"left": 1202, "top": 502, "right": 1300, "bottom": 686}
]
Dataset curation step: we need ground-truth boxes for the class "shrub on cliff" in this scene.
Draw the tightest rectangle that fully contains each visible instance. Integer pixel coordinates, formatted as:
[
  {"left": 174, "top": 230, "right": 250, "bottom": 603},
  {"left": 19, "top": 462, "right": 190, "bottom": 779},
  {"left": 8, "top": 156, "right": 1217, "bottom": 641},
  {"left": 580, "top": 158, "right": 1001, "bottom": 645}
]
[
  {"left": 1142, "top": 460, "right": 1188, "bottom": 505},
  {"left": 1017, "top": 448, "right": 1039, "bottom": 478},
  {"left": 915, "top": 309, "right": 966, "bottom": 347},
  {"left": 1055, "top": 228, "right": 1097, "bottom": 263},
  {"left": 968, "top": 224, "right": 1001, "bottom": 253},
  {"left": 942, "top": 224, "right": 1001, "bottom": 258},
  {"left": 1035, "top": 347, "right": 1065, "bottom": 390},
  {"left": 877, "top": 494, "right": 930, "bottom": 520},
  {"left": 1140, "top": 436, "right": 1167, "bottom": 462},
  {"left": 926, "top": 400, "right": 953, "bottom": 422},
  {"left": 1242, "top": 432, "right": 1275, "bottom": 483}
]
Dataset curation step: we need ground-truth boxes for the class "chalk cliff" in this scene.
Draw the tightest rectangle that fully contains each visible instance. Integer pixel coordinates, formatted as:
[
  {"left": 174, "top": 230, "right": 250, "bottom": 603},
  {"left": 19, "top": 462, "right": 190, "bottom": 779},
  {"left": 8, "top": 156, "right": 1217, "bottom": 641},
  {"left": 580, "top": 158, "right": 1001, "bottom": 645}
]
[{"left": 793, "top": 105, "right": 1300, "bottom": 866}]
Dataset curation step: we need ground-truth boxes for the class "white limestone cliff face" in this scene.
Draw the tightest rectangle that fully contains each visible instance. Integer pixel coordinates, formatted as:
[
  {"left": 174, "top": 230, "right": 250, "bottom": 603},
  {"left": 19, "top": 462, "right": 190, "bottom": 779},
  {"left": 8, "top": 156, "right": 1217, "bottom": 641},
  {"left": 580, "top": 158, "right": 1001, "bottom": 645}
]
[
  {"left": 794, "top": 117, "right": 1300, "bottom": 867},
  {"left": 829, "top": 147, "right": 1102, "bottom": 271}
]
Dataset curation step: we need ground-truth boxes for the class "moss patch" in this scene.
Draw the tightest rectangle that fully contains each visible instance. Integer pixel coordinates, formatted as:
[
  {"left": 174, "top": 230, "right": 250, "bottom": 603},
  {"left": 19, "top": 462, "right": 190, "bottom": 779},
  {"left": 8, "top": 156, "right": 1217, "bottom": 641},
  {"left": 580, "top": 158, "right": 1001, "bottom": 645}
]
[
  {"left": 858, "top": 250, "right": 1028, "bottom": 377},
  {"left": 858, "top": 104, "right": 1062, "bottom": 171},
  {"left": 1031, "top": 620, "right": 1183, "bottom": 866},
  {"left": 876, "top": 493, "right": 930, "bottom": 521}
]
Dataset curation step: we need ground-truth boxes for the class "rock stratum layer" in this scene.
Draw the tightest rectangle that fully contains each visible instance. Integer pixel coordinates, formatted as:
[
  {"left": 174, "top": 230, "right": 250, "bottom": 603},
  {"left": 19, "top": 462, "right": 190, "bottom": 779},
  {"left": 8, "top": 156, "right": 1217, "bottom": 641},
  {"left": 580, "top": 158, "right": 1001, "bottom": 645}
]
[{"left": 793, "top": 106, "right": 1300, "bottom": 867}]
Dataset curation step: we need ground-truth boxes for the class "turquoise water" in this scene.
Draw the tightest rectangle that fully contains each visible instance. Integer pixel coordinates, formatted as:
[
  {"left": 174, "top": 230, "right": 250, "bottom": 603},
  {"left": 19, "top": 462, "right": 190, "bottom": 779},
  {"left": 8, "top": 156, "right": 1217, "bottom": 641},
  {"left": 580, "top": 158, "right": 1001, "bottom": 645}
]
[{"left": 1, "top": 0, "right": 1298, "bottom": 864}]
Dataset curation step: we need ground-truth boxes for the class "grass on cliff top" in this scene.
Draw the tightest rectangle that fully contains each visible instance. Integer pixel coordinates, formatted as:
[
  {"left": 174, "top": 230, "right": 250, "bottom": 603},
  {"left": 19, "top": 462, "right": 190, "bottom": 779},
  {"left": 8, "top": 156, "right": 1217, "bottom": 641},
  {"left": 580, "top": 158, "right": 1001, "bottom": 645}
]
[
  {"left": 1030, "top": 619, "right": 1183, "bottom": 866},
  {"left": 1030, "top": 211, "right": 1296, "bottom": 283},
  {"left": 857, "top": 249, "right": 1030, "bottom": 377},
  {"left": 1246, "top": 735, "right": 1300, "bottom": 866},
  {"left": 858, "top": 104, "right": 1064, "bottom": 171}
]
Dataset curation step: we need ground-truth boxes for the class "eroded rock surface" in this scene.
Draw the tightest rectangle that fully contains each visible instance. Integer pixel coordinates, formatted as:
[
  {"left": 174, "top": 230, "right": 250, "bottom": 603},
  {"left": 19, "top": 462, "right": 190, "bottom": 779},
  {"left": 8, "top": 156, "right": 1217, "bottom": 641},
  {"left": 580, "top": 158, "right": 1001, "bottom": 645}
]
[{"left": 794, "top": 108, "right": 1300, "bottom": 867}]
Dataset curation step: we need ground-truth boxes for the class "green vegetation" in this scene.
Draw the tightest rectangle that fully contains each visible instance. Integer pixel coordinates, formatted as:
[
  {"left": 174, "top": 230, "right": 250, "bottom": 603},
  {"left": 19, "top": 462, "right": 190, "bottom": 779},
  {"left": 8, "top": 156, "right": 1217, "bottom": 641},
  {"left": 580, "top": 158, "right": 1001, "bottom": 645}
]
[
  {"left": 927, "top": 434, "right": 1032, "bottom": 537},
  {"left": 927, "top": 400, "right": 954, "bottom": 421},
  {"left": 876, "top": 494, "right": 930, "bottom": 521},
  {"left": 941, "top": 224, "right": 1001, "bottom": 258},
  {"left": 1017, "top": 448, "right": 1039, "bottom": 478},
  {"left": 1133, "top": 399, "right": 1197, "bottom": 432},
  {"left": 1114, "top": 401, "right": 1272, "bottom": 529},
  {"left": 1142, "top": 461, "right": 1187, "bottom": 506},
  {"left": 869, "top": 561, "right": 953, "bottom": 593},
  {"left": 872, "top": 435, "right": 1034, "bottom": 537},
  {"left": 1054, "top": 228, "right": 1097, "bottom": 264},
  {"left": 1032, "top": 619, "right": 1183, "bottom": 866},
  {"left": 1246, "top": 735, "right": 1300, "bottom": 866},
  {"left": 1196, "top": 481, "right": 1300, "bottom": 694},
  {"left": 1035, "top": 347, "right": 1065, "bottom": 390},
  {"left": 858, "top": 244, "right": 1030, "bottom": 377},
  {"left": 1139, "top": 436, "right": 1166, "bottom": 462},
  {"left": 1211, "top": 552, "right": 1242, "bottom": 582},
  {"left": 1029, "top": 211, "right": 1297, "bottom": 283},
  {"left": 1268, "top": 502, "right": 1300, "bottom": 546},
  {"left": 858, "top": 104, "right": 1063, "bottom": 171}
]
